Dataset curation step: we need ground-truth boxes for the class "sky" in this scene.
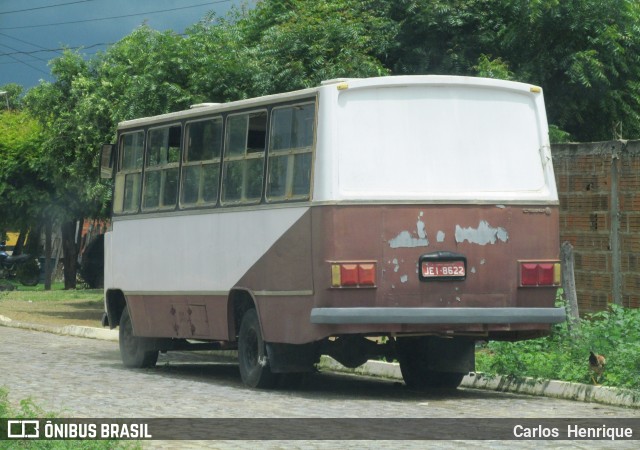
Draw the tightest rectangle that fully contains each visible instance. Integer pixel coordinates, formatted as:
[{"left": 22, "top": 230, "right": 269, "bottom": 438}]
[{"left": 0, "top": 0, "right": 249, "bottom": 90}]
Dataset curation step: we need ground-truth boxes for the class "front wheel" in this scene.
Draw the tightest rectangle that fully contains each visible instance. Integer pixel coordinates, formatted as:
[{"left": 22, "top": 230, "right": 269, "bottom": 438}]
[
  {"left": 119, "top": 306, "right": 159, "bottom": 368},
  {"left": 238, "top": 309, "right": 277, "bottom": 389}
]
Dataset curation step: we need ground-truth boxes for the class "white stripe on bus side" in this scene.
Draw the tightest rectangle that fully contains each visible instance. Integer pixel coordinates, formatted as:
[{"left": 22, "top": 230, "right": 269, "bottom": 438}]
[{"left": 106, "top": 206, "right": 310, "bottom": 293}]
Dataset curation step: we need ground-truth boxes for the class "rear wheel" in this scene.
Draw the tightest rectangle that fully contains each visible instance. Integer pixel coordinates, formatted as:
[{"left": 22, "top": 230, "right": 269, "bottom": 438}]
[
  {"left": 238, "top": 308, "right": 278, "bottom": 389},
  {"left": 396, "top": 337, "right": 465, "bottom": 389},
  {"left": 119, "top": 306, "right": 158, "bottom": 368}
]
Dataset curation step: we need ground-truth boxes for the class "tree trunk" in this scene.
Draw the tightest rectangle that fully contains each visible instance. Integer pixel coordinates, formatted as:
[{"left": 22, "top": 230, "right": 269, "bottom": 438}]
[
  {"left": 61, "top": 219, "right": 82, "bottom": 290},
  {"left": 44, "top": 219, "right": 53, "bottom": 291}
]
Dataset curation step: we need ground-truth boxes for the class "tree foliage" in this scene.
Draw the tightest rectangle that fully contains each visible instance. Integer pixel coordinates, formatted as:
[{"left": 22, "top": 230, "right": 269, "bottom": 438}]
[
  {"left": 96, "top": 26, "right": 196, "bottom": 123},
  {"left": 22, "top": 52, "right": 113, "bottom": 287},
  {"left": 0, "top": 83, "right": 23, "bottom": 109},
  {"left": 235, "top": 0, "right": 397, "bottom": 95},
  {"left": 0, "top": 110, "right": 47, "bottom": 234},
  {"left": 390, "top": 0, "right": 640, "bottom": 141},
  {"left": 25, "top": 52, "right": 112, "bottom": 222}
]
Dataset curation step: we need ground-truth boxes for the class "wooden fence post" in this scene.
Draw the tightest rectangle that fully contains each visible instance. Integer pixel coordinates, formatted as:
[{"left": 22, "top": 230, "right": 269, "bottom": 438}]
[{"left": 561, "top": 241, "right": 580, "bottom": 331}]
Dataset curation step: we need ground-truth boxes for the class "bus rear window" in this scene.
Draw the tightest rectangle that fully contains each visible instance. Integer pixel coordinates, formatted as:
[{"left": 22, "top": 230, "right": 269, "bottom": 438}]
[{"left": 337, "top": 86, "right": 547, "bottom": 200}]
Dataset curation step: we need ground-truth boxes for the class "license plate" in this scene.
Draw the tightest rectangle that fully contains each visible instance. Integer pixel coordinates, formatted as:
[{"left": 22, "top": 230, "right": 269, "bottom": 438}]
[
  {"left": 418, "top": 251, "right": 467, "bottom": 281},
  {"left": 421, "top": 260, "right": 466, "bottom": 278}
]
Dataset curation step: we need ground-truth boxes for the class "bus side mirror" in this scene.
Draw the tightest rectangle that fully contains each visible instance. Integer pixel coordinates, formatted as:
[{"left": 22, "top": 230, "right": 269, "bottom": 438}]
[{"left": 100, "top": 143, "right": 116, "bottom": 179}]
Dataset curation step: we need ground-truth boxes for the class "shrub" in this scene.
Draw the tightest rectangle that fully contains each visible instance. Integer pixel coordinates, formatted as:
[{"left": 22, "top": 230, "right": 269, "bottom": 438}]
[
  {"left": 0, "top": 386, "right": 137, "bottom": 449},
  {"left": 476, "top": 303, "right": 640, "bottom": 391}
]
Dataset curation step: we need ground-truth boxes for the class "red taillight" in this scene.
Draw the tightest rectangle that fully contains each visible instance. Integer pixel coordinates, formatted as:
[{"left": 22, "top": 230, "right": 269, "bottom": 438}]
[
  {"left": 358, "top": 264, "right": 376, "bottom": 286},
  {"left": 519, "top": 261, "right": 561, "bottom": 287},
  {"left": 331, "top": 262, "right": 377, "bottom": 288},
  {"left": 340, "top": 264, "right": 359, "bottom": 286}
]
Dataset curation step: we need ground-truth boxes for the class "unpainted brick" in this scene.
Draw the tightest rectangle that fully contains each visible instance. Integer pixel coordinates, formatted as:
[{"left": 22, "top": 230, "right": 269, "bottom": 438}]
[
  {"left": 623, "top": 213, "right": 640, "bottom": 233},
  {"left": 551, "top": 142, "right": 640, "bottom": 312},
  {"left": 618, "top": 194, "right": 640, "bottom": 211},
  {"left": 622, "top": 296, "right": 640, "bottom": 309},
  {"left": 620, "top": 234, "right": 640, "bottom": 253},
  {"left": 623, "top": 273, "right": 640, "bottom": 289},
  {"left": 574, "top": 253, "right": 610, "bottom": 272},
  {"left": 621, "top": 253, "right": 640, "bottom": 272}
]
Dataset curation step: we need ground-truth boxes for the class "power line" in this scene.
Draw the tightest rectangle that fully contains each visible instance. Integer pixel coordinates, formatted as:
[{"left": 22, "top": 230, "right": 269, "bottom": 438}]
[
  {"left": 0, "top": 31, "right": 64, "bottom": 56},
  {"left": 0, "top": 41, "right": 111, "bottom": 57},
  {"left": 0, "top": 1, "right": 232, "bottom": 30},
  {"left": 0, "top": 0, "right": 100, "bottom": 15},
  {"left": 0, "top": 42, "right": 49, "bottom": 63},
  {"left": 0, "top": 48, "right": 50, "bottom": 75}
]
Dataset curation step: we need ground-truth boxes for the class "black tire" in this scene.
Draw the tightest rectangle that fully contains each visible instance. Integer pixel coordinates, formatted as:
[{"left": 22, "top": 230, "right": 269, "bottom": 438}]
[
  {"left": 18, "top": 276, "right": 39, "bottom": 286},
  {"left": 396, "top": 337, "right": 465, "bottom": 389},
  {"left": 238, "top": 309, "right": 278, "bottom": 389},
  {"left": 17, "top": 259, "right": 39, "bottom": 286},
  {"left": 119, "top": 306, "right": 159, "bottom": 368}
]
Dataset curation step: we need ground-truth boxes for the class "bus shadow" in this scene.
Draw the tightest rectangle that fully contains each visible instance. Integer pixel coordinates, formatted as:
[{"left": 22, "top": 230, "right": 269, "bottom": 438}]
[{"left": 120, "top": 351, "right": 518, "bottom": 402}]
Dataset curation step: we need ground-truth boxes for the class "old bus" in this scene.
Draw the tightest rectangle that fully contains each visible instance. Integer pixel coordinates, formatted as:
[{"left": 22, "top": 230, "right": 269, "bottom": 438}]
[{"left": 100, "top": 75, "right": 565, "bottom": 389}]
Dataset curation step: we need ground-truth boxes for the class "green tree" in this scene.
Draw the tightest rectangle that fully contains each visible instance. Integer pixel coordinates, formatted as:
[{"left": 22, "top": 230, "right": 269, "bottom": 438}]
[
  {"left": 235, "top": 0, "right": 397, "bottom": 96},
  {"left": 182, "top": 14, "right": 255, "bottom": 103},
  {"left": 389, "top": 0, "right": 640, "bottom": 141},
  {"left": 0, "top": 109, "right": 48, "bottom": 247},
  {"left": 25, "top": 51, "right": 112, "bottom": 288},
  {"left": 95, "top": 25, "right": 196, "bottom": 123},
  {"left": 0, "top": 83, "right": 23, "bottom": 110}
]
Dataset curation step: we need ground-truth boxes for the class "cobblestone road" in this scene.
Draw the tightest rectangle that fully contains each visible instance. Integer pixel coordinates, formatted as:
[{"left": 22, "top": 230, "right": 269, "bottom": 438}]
[{"left": 0, "top": 327, "right": 637, "bottom": 449}]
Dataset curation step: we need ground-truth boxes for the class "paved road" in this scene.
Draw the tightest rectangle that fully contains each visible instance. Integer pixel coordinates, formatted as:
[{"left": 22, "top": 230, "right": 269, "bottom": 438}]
[{"left": 0, "top": 327, "right": 637, "bottom": 449}]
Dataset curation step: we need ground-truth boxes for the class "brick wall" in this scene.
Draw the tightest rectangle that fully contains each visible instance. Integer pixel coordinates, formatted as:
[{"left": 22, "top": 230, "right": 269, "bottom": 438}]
[{"left": 552, "top": 140, "right": 640, "bottom": 313}]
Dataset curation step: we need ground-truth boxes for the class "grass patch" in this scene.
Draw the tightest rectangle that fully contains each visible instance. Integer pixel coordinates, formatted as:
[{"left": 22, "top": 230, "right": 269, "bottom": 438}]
[
  {"left": 0, "top": 386, "right": 137, "bottom": 449},
  {"left": 476, "top": 302, "right": 640, "bottom": 391},
  {"left": 1, "top": 282, "right": 100, "bottom": 296},
  {"left": 0, "top": 286, "right": 103, "bottom": 327},
  {"left": 0, "top": 282, "right": 102, "bottom": 303}
]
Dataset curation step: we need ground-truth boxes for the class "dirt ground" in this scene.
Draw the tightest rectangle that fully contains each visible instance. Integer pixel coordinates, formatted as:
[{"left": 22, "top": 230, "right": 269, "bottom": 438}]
[{"left": 0, "top": 292, "right": 104, "bottom": 328}]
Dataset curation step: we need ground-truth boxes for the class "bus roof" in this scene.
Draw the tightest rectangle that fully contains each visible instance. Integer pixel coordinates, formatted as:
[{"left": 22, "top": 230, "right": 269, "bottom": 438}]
[
  {"left": 117, "top": 85, "right": 319, "bottom": 130},
  {"left": 116, "top": 75, "right": 542, "bottom": 130}
]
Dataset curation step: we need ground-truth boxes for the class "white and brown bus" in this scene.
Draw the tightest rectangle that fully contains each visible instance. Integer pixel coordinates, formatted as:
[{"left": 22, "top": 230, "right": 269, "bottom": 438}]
[{"left": 100, "top": 75, "right": 565, "bottom": 389}]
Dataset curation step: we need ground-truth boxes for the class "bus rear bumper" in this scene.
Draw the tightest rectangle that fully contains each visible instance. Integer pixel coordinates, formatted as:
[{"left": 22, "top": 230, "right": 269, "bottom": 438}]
[{"left": 310, "top": 307, "right": 566, "bottom": 325}]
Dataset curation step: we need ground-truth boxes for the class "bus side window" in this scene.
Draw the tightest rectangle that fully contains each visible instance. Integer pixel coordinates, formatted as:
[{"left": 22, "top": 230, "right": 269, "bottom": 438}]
[
  {"left": 222, "top": 111, "right": 267, "bottom": 205},
  {"left": 143, "top": 125, "right": 182, "bottom": 211},
  {"left": 181, "top": 118, "right": 223, "bottom": 207},
  {"left": 267, "top": 103, "right": 315, "bottom": 201},
  {"left": 114, "top": 131, "right": 144, "bottom": 214}
]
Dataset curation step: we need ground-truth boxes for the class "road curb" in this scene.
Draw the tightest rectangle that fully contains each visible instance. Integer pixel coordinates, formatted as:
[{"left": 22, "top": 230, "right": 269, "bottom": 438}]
[
  {"left": 0, "top": 315, "right": 118, "bottom": 341},
  {"left": 1, "top": 316, "right": 637, "bottom": 409},
  {"left": 316, "top": 358, "right": 639, "bottom": 409},
  {"left": 462, "top": 372, "right": 640, "bottom": 409}
]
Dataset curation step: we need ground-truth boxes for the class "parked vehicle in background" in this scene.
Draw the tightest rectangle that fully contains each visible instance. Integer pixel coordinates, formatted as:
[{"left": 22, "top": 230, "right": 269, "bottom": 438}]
[
  {"left": 0, "top": 241, "right": 39, "bottom": 287},
  {"left": 100, "top": 75, "right": 564, "bottom": 389}
]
